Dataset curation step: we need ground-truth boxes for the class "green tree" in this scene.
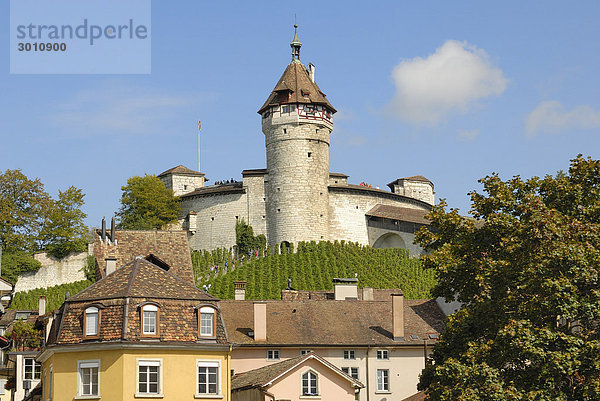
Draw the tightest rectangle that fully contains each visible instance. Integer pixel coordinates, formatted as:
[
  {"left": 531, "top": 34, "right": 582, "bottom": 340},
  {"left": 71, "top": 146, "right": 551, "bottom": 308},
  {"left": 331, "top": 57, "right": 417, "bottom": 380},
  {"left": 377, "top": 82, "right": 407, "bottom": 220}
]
[
  {"left": 0, "top": 251, "right": 41, "bottom": 283},
  {"left": 235, "top": 219, "right": 266, "bottom": 255},
  {"left": 39, "top": 186, "right": 89, "bottom": 259},
  {"left": 415, "top": 155, "right": 600, "bottom": 400},
  {"left": 0, "top": 169, "right": 50, "bottom": 252},
  {"left": 116, "top": 174, "right": 181, "bottom": 230}
]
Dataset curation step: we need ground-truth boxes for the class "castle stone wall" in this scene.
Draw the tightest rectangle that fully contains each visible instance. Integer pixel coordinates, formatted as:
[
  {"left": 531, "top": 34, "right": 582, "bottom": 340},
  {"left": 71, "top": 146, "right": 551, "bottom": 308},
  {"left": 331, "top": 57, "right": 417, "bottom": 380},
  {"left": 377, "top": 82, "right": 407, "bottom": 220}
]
[
  {"left": 392, "top": 180, "right": 434, "bottom": 205},
  {"left": 243, "top": 175, "right": 268, "bottom": 237},
  {"left": 328, "top": 189, "right": 428, "bottom": 245},
  {"left": 161, "top": 175, "right": 205, "bottom": 197},
  {"left": 264, "top": 119, "right": 331, "bottom": 247},
  {"left": 14, "top": 249, "right": 90, "bottom": 293},
  {"left": 181, "top": 193, "right": 248, "bottom": 250}
]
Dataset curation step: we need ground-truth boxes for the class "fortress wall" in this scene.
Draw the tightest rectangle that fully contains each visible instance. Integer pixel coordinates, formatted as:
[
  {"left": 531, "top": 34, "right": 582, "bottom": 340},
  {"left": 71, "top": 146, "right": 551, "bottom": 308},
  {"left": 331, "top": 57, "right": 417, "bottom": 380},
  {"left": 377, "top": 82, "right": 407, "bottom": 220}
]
[
  {"left": 328, "top": 190, "right": 427, "bottom": 244},
  {"left": 243, "top": 175, "right": 268, "bottom": 237},
  {"left": 265, "top": 122, "right": 331, "bottom": 246},
  {"left": 392, "top": 180, "right": 434, "bottom": 205},
  {"left": 181, "top": 193, "right": 247, "bottom": 250},
  {"left": 161, "top": 175, "right": 205, "bottom": 197},
  {"left": 14, "top": 250, "right": 90, "bottom": 293}
]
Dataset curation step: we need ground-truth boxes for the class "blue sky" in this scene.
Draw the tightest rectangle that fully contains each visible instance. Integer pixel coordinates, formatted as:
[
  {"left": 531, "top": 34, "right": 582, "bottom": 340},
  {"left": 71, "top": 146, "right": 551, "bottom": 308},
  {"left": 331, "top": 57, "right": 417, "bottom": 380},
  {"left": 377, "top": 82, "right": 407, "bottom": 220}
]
[{"left": 2, "top": 1, "right": 600, "bottom": 227}]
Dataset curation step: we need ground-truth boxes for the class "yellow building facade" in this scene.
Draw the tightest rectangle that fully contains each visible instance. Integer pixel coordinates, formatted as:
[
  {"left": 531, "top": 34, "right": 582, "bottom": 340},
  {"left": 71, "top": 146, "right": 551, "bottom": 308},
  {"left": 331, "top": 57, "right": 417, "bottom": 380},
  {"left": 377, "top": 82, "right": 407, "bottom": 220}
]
[
  {"left": 40, "top": 347, "right": 231, "bottom": 401},
  {"left": 38, "top": 257, "right": 231, "bottom": 401}
]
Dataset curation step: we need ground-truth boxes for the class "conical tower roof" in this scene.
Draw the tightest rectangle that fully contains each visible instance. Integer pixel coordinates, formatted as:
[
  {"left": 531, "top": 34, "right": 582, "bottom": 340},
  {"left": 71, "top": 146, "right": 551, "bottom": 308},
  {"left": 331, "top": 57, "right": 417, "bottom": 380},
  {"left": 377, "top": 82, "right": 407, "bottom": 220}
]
[{"left": 258, "top": 27, "right": 336, "bottom": 114}]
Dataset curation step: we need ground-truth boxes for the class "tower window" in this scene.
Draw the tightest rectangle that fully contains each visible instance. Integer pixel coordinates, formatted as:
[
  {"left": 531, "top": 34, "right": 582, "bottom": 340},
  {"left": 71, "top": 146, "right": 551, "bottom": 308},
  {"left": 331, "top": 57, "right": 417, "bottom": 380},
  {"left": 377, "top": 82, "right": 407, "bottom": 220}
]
[
  {"left": 277, "top": 209, "right": 281, "bottom": 212},
  {"left": 184, "top": 185, "right": 188, "bottom": 190},
  {"left": 308, "top": 152, "right": 312, "bottom": 158},
  {"left": 283, "top": 128, "right": 287, "bottom": 134},
  {"left": 277, "top": 188, "right": 281, "bottom": 192},
  {"left": 211, "top": 217, "right": 214, "bottom": 221}
]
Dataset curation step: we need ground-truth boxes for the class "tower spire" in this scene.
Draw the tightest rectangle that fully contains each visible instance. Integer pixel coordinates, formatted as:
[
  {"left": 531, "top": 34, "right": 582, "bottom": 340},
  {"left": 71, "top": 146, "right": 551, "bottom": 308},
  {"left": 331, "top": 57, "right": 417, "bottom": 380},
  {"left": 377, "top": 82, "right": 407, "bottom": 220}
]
[{"left": 290, "top": 24, "right": 302, "bottom": 62}]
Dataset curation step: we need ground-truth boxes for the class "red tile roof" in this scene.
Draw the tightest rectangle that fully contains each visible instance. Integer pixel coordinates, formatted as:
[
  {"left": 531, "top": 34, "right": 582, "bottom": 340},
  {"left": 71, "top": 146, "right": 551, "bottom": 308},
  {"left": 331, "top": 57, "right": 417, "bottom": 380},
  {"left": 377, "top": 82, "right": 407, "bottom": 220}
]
[
  {"left": 219, "top": 299, "right": 444, "bottom": 346},
  {"left": 49, "top": 259, "right": 226, "bottom": 346},
  {"left": 366, "top": 204, "right": 431, "bottom": 225},
  {"left": 94, "top": 230, "right": 195, "bottom": 282},
  {"left": 232, "top": 352, "right": 363, "bottom": 390}
]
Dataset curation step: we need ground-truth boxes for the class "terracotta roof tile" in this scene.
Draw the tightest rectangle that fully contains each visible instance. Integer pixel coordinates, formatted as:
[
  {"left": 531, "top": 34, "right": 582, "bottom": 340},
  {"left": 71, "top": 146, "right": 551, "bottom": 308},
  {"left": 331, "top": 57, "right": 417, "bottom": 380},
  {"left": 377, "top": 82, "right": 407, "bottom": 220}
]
[
  {"left": 180, "top": 182, "right": 245, "bottom": 198},
  {"left": 49, "top": 259, "right": 227, "bottom": 346},
  {"left": 70, "top": 258, "right": 215, "bottom": 302},
  {"left": 94, "top": 230, "right": 194, "bottom": 282},
  {"left": 158, "top": 165, "right": 205, "bottom": 177},
  {"left": 232, "top": 353, "right": 362, "bottom": 390},
  {"left": 366, "top": 204, "right": 430, "bottom": 225},
  {"left": 219, "top": 299, "right": 444, "bottom": 346}
]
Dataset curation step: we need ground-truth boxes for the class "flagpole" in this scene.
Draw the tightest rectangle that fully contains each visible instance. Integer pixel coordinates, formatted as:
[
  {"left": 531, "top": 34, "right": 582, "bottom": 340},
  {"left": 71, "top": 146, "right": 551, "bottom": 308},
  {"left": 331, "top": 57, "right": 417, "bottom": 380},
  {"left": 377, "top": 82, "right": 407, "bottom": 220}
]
[{"left": 198, "top": 120, "right": 201, "bottom": 172}]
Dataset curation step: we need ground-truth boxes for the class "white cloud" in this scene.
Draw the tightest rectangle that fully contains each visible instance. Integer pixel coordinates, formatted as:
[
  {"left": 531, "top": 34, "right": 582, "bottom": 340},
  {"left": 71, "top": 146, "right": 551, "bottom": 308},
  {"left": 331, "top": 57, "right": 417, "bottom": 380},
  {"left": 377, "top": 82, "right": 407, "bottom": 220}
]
[
  {"left": 525, "top": 101, "right": 600, "bottom": 136},
  {"left": 457, "top": 129, "right": 479, "bottom": 141},
  {"left": 387, "top": 40, "right": 507, "bottom": 125},
  {"left": 50, "top": 85, "right": 205, "bottom": 136}
]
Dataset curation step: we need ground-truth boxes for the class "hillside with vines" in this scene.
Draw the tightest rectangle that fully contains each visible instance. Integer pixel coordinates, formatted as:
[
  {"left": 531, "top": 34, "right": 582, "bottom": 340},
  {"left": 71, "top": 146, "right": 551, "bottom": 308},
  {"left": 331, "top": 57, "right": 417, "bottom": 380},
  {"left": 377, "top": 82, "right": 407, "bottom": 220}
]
[{"left": 193, "top": 241, "right": 435, "bottom": 300}]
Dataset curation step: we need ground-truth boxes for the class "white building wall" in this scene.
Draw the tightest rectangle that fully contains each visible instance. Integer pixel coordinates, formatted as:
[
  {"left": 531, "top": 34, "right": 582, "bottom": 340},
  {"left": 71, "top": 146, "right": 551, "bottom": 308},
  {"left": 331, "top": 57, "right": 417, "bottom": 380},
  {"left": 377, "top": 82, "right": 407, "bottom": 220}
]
[
  {"left": 230, "top": 346, "right": 429, "bottom": 401},
  {"left": 243, "top": 175, "right": 268, "bottom": 238},
  {"left": 328, "top": 190, "right": 428, "bottom": 245},
  {"left": 181, "top": 193, "right": 248, "bottom": 250}
]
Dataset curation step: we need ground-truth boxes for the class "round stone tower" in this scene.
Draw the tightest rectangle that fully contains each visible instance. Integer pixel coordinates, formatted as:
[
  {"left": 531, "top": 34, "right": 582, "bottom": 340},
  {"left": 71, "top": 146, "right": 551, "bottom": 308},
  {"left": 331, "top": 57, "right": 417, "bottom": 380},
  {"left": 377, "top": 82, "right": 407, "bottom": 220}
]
[{"left": 258, "top": 26, "right": 336, "bottom": 250}]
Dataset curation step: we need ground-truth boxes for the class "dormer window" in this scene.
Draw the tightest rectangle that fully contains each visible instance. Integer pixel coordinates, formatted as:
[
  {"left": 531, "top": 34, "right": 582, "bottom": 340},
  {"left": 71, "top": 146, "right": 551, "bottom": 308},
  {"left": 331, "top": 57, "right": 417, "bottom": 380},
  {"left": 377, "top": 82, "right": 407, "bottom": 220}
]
[
  {"left": 142, "top": 304, "right": 159, "bottom": 336},
  {"left": 199, "top": 306, "right": 216, "bottom": 337},
  {"left": 84, "top": 306, "right": 99, "bottom": 337}
]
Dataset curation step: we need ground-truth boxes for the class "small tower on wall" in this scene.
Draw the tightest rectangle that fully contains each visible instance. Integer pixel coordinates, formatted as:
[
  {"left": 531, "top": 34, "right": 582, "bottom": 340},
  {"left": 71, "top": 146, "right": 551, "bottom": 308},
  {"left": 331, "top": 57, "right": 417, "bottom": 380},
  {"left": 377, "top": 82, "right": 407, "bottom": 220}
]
[{"left": 258, "top": 26, "right": 336, "bottom": 250}]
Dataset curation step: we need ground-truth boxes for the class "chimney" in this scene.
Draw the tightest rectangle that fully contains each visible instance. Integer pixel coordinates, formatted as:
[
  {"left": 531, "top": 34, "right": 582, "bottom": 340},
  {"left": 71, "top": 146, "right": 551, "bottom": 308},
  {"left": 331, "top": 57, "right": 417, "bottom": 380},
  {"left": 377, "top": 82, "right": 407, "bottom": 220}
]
[
  {"left": 110, "top": 217, "right": 116, "bottom": 243},
  {"left": 105, "top": 257, "right": 117, "bottom": 276},
  {"left": 38, "top": 296, "right": 46, "bottom": 316},
  {"left": 362, "top": 287, "right": 374, "bottom": 301},
  {"left": 333, "top": 278, "right": 358, "bottom": 300},
  {"left": 308, "top": 63, "right": 315, "bottom": 83},
  {"left": 101, "top": 218, "right": 106, "bottom": 242},
  {"left": 253, "top": 302, "right": 267, "bottom": 342},
  {"left": 391, "top": 292, "right": 404, "bottom": 341},
  {"left": 234, "top": 281, "right": 247, "bottom": 300}
]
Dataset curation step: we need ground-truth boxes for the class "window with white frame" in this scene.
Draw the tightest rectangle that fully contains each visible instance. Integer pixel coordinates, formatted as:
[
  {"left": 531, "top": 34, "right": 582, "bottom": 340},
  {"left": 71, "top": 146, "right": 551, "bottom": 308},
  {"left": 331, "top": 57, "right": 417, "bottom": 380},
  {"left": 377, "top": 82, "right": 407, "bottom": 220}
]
[
  {"left": 137, "top": 359, "right": 161, "bottom": 395},
  {"left": 0, "top": 378, "right": 6, "bottom": 395},
  {"left": 197, "top": 360, "right": 220, "bottom": 396},
  {"left": 199, "top": 307, "right": 215, "bottom": 337},
  {"left": 377, "top": 349, "right": 389, "bottom": 360},
  {"left": 266, "top": 350, "right": 280, "bottom": 360},
  {"left": 301, "top": 370, "right": 318, "bottom": 396},
  {"left": 341, "top": 367, "right": 359, "bottom": 380},
  {"left": 84, "top": 306, "right": 99, "bottom": 337},
  {"left": 24, "top": 357, "right": 41, "bottom": 380},
  {"left": 376, "top": 369, "right": 389, "bottom": 392},
  {"left": 142, "top": 304, "right": 158, "bottom": 336},
  {"left": 343, "top": 350, "right": 355, "bottom": 360},
  {"left": 78, "top": 360, "right": 100, "bottom": 397}
]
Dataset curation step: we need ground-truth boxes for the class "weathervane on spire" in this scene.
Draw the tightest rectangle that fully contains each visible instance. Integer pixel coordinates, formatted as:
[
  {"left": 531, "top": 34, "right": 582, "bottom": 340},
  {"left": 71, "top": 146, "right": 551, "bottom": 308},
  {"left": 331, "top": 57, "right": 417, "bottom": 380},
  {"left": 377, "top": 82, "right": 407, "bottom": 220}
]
[{"left": 291, "top": 23, "right": 302, "bottom": 62}]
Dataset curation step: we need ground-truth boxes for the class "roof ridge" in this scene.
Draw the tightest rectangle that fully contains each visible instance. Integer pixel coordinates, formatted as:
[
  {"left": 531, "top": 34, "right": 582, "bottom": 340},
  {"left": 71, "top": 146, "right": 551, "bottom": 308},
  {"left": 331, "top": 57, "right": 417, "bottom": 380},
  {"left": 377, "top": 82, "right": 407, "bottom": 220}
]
[{"left": 125, "top": 258, "right": 140, "bottom": 295}]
